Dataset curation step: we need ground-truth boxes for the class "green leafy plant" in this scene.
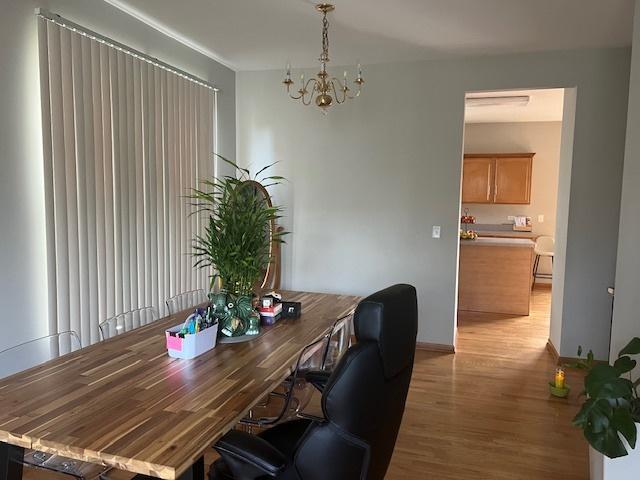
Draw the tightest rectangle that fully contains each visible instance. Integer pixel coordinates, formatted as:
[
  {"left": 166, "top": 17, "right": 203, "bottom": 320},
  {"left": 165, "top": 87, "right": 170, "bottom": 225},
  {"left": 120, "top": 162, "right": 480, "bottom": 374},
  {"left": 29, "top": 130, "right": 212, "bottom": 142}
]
[
  {"left": 570, "top": 338, "right": 640, "bottom": 458},
  {"left": 189, "top": 155, "right": 287, "bottom": 295}
]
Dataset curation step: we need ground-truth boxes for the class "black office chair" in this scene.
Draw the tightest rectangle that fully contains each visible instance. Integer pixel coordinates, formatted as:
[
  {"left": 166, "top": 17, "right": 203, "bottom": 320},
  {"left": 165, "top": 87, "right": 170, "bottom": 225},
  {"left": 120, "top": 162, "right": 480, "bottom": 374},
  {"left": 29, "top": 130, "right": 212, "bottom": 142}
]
[{"left": 211, "top": 284, "right": 418, "bottom": 480}]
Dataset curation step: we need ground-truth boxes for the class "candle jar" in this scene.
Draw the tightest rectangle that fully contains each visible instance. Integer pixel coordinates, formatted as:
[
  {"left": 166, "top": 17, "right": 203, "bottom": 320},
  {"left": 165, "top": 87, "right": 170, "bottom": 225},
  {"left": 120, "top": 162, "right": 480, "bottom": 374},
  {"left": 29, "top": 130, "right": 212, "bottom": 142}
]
[{"left": 554, "top": 367, "right": 566, "bottom": 389}]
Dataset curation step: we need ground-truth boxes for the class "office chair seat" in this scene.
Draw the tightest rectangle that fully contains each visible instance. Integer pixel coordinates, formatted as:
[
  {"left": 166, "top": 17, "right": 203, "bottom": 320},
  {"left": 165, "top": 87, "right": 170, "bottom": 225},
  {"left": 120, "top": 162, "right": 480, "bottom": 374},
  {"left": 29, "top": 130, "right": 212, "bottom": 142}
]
[
  {"left": 303, "top": 370, "right": 331, "bottom": 392},
  {"left": 211, "top": 420, "right": 313, "bottom": 480}
]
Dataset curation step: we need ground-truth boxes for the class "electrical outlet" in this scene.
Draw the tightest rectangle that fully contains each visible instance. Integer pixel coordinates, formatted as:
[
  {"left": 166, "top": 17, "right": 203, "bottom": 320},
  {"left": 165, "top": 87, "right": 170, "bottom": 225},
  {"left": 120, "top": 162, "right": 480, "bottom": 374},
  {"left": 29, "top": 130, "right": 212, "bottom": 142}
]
[
  {"left": 432, "top": 226, "right": 441, "bottom": 239},
  {"left": 538, "top": 214, "right": 545, "bottom": 223}
]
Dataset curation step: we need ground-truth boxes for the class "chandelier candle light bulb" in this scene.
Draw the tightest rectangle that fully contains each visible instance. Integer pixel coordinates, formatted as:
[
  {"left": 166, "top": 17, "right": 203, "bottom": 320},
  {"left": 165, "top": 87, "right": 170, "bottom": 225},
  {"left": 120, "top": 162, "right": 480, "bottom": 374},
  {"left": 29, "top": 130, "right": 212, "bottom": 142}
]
[{"left": 283, "top": 3, "right": 364, "bottom": 111}]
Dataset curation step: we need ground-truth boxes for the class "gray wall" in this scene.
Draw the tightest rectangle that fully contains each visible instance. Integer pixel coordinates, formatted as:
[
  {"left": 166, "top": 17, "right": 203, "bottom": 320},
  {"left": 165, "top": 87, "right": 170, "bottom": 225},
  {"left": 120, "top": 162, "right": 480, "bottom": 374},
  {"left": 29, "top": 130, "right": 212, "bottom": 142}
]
[
  {"left": 237, "top": 48, "right": 629, "bottom": 357},
  {"left": 0, "top": 0, "right": 235, "bottom": 351},
  {"left": 550, "top": 89, "right": 577, "bottom": 355},
  {"left": 612, "top": 0, "right": 640, "bottom": 362}
]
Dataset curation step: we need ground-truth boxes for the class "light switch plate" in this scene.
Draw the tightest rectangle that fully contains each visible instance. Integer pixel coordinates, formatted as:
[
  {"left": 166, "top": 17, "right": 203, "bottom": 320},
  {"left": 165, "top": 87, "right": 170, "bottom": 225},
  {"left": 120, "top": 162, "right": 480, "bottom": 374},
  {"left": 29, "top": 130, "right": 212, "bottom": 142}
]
[
  {"left": 538, "top": 215, "right": 545, "bottom": 223},
  {"left": 432, "top": 226, "right": 441, "bottom": 239},
  {"left": 507, "top": 215, "right": 515, "bottom": 222}
]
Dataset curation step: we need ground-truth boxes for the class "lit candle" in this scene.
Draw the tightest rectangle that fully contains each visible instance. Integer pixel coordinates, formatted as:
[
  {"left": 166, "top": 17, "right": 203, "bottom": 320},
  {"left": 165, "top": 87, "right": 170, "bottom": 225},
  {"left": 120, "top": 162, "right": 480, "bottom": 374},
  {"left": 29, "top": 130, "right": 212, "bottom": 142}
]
[
  {"left": 554, "top": 367, "right": 565, "bottom": 389},
  {"left": 357, "top": 62, "right": 362, "bottom": 77},
  {"left": 300, "top": 73, "right": 305, "bottom": 84},
  {"left": 286, "top": 62, "right": 291, "bottom": 77},
  {"left": 344, "top": 70, "right": 347, "bottom": 80}
]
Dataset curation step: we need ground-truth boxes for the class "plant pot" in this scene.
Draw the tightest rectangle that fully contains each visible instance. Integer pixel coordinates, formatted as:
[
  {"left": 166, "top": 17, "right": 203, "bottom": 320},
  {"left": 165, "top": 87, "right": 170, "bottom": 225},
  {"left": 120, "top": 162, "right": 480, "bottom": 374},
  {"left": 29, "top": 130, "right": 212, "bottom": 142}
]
[{"left": 589, "top": 423, "right": 640, "bottom": 480}]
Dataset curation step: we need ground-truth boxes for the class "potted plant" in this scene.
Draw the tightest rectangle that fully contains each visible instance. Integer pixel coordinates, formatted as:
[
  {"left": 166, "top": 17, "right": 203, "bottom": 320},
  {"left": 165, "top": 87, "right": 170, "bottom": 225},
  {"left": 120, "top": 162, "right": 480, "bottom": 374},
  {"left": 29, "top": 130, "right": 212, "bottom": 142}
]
[
  {"left": 190, "top": 156, "right": 287, "bottom": 338},
  {"left": 569, "top": 338, "right": 640, "bottom": 480}
]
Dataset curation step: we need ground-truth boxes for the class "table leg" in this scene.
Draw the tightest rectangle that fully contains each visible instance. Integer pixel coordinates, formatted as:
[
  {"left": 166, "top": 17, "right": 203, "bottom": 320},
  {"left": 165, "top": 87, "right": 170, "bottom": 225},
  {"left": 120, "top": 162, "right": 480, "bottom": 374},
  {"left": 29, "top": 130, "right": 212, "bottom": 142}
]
[
  {"left": 0, "top": 442, "right": 24, "bottom": 480},
  {"left": 132, "top": 456, "right": 205, "bottom": 480}
]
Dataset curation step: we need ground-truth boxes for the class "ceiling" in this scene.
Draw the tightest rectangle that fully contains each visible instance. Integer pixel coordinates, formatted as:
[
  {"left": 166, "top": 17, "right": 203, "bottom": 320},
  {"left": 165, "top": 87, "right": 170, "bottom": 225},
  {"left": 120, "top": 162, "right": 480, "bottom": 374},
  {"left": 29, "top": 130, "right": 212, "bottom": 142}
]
[
  {"left": 464, "top": 89, "right": 565, "bottom": 124},
  {"left": 104, "top": 0, "right": 634, "bottom": 71}
]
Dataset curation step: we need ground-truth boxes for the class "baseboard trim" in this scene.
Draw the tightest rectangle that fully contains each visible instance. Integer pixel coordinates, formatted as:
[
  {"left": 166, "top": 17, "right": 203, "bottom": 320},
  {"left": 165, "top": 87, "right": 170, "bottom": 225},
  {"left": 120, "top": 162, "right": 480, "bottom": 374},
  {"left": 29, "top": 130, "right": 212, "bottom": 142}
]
[
  {"left": 546, "top": 338, "right": 606, "bottom": 366},
  {"left": 546, "top": 339, "right": 560, "bottom": 363},
  {"left": 416, "top": 342, "right": 455, "bottom": 354}
]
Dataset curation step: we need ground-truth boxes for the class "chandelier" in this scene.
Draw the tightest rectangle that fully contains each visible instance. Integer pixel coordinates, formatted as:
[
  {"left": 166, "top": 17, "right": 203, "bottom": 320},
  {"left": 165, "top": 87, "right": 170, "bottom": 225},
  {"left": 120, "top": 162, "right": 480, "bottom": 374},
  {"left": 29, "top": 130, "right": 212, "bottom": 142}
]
[{"left": 283, "top": 3, "right": 364, "bottom": 112}]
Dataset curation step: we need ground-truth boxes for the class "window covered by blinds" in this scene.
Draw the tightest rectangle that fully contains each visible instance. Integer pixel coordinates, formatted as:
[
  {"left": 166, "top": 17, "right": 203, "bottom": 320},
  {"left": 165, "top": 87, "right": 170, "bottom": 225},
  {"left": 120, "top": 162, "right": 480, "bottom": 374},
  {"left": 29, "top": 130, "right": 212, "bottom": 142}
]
[{"left": 38, "top": 16, "right": 215, "bottom": 345}]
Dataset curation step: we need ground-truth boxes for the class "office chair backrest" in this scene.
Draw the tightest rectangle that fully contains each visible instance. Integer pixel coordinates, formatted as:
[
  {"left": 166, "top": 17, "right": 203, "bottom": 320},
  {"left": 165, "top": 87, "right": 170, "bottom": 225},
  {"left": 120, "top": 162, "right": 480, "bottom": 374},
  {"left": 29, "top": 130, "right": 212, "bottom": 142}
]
[{"left": 295, "top": 284, "right": 418, "bottom": 480}]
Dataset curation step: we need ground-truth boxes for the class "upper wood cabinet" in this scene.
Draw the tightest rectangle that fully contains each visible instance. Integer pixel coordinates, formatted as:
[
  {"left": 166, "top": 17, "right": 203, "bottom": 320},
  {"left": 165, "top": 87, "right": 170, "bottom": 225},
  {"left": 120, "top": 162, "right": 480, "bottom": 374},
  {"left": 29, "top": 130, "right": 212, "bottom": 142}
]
[
  {"left": 462, "top": 153, "right": 534, "bottom": 205},
  {"left": 462, "top": 157, "right": 494, "bottom": 203}
]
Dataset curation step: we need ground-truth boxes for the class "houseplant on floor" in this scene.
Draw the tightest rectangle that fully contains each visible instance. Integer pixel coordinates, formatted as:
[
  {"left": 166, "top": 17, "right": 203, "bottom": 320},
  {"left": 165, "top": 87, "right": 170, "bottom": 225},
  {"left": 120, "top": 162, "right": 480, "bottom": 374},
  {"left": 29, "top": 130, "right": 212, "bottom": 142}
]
[
  {"left": 570, "top": 337, "right": 640, "bottom": 480},
  {"left": 190, "top": 155, "right": 286, "bottom": 338}
]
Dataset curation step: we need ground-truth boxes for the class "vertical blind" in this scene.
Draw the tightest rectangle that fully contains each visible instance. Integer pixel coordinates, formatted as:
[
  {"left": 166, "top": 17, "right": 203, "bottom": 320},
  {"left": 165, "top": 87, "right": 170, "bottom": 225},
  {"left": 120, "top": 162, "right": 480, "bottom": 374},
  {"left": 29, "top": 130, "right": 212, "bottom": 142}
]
[{"left": 38, "top": 16, "right": 215, "bottom": 346}]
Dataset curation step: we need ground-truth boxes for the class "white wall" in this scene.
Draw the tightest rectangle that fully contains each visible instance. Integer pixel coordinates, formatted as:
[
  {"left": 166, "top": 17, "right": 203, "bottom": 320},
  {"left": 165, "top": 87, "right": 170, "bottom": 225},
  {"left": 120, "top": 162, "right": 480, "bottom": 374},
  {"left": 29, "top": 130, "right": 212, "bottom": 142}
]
[
  {"left": 611, "top": 0, "right": 640, "bottom": 362},
  {"left": 0, "top": 0, "right": 235, "bottom": 351},
  {"left": 237, "top": 48, "right": 629, "bottom": 358},
  {"left": 463, "top": 121, "right": 563, "bottom": 278}
]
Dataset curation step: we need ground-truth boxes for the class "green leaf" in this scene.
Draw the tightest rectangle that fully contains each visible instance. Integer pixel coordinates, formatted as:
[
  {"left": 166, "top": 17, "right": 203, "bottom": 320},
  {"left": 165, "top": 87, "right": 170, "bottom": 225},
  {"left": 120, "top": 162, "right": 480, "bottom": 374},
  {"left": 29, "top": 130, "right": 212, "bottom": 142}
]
[
  {"left": 614, "top": 356, "right": 637, "bottom": 375},
  {"left": 612, "top": 408, "right": 637, "bottom": 449},
  {"left": 253, "top": 161, "right": 280, "bottom": 179},
  {"left": 585, "top": 426, "right": 629, "bottom": 458},
  {"left": 585, "top": 364, "right": 620, "bottom": 387},
  {"left": 619, "top": 337, "right": 640, "bottom": 357}
]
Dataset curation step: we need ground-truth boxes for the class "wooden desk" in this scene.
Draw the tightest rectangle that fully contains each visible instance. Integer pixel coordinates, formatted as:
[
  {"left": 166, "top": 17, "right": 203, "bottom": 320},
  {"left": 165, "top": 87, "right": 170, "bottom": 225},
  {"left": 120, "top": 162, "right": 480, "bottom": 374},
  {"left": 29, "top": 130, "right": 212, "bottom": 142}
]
[{"left": 0, "top": 291, "right": 359, "bottom": 479}]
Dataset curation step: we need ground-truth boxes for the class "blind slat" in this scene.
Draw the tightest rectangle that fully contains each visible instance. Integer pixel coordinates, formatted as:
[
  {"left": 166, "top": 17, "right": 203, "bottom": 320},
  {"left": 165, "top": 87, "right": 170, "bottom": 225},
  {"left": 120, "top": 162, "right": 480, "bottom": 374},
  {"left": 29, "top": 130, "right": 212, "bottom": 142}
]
[{"left": 38, "top": 17, "right": 215, "bottom": 343}]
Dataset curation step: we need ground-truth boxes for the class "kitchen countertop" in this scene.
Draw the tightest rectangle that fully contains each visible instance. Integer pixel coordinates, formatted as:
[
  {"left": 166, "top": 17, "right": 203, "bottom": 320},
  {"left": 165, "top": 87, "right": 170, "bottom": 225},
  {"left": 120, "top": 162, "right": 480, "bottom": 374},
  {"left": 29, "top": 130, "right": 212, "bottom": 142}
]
[
  {"left": 460, "top": 237, "right": 535, "bottom": 248},
  {"left": 476, "top": 230, "right": 538, "bottom": 239}
]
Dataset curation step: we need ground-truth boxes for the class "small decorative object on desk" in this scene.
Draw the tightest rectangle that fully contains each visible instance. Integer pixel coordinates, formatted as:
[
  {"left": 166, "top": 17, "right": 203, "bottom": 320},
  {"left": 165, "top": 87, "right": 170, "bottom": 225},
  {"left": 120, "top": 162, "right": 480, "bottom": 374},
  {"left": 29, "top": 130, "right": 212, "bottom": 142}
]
[
  {"left": 166, "top": 308, "right": 218, "bottom": 359},
  {"left": 281, "top": 301, "right": 302, "bottom": 319},
  {"left": 549, "top": 366, "right": 570, "bottom": 398},
  {"left": 258, "top": 292, "right": 283, "bottom": 326}
]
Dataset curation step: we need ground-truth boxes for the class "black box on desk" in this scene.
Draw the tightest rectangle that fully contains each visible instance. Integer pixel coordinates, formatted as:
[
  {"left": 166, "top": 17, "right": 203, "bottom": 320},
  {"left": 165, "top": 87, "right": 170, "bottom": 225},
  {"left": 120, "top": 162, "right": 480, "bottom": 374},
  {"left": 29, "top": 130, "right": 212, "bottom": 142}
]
[{"left": 281, "top": 301, "right": 301, "bottom": 319}]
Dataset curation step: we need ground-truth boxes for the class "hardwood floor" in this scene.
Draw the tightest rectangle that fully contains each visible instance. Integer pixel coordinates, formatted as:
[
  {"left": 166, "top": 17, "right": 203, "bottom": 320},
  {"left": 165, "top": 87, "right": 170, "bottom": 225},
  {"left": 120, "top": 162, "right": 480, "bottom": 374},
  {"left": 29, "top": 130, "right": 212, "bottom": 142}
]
[
  {"left": 386, "top": 286, "right": 588, "bottom": 480},
  {"left": 24, "top": 287, "right": 587, "bottom": 479}
]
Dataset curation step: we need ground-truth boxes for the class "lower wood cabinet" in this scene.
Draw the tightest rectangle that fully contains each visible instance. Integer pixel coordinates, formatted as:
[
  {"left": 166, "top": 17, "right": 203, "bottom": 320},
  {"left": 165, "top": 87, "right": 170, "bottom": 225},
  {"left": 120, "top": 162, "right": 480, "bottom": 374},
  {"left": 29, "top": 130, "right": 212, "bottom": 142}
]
[{"left": 462, "top": 153, "right": 534, "bottom": 205}]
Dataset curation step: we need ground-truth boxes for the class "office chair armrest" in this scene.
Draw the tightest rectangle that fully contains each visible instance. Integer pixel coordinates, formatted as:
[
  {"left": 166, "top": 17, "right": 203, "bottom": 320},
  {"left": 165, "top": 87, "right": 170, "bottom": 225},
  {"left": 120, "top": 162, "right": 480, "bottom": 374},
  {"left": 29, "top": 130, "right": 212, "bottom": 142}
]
[
  {"left": 304, "top": 370, "right": 331, "bottom": 392},
  {"left": 214, "top": 430, "right": 287, "bottom": 478}
]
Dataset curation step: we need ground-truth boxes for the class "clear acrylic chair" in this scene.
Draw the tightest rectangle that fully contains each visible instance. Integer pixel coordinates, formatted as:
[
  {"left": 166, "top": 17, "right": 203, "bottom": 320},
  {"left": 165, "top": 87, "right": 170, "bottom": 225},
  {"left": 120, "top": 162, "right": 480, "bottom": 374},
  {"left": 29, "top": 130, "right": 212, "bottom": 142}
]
[
  {"left": 98, "top": 306, "right": 158, "bottom": 340},
  {"left": 321, "top": 313, "right": 353, "bottom": 371},
  {"left": 0, "top": 332, "right": 111, "bottom": 479},
  {"left": 165, "top": 289, "right": 207, "bottom": 315},
  {"left": 241, "top": 332, "right": 332, "bottom": 429}
]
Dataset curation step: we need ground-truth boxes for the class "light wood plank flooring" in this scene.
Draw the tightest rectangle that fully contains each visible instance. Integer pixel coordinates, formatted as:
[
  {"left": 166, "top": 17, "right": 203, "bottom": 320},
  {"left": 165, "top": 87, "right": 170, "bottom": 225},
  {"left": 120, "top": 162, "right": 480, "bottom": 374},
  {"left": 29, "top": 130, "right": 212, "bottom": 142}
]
[
  {"left": 25, "top": 287, "right": 587, "bottom": 479},
  {"left": 386, "top": 287, "right": 588, "bottom": 479}
]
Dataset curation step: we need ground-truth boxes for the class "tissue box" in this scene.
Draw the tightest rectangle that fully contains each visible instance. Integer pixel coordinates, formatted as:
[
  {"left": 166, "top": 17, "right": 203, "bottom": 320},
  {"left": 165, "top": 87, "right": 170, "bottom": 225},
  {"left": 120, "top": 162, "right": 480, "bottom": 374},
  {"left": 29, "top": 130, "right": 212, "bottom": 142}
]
[{"left": 165, "top": 323, "right": 218, "bottom": 359}]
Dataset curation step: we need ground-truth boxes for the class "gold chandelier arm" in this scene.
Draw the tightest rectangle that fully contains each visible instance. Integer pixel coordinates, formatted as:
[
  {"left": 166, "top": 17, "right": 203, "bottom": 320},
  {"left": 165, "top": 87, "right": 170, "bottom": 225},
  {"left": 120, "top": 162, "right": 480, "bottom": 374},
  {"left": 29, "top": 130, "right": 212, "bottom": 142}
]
[
  {"left": 288, "top": 78, "right": 318, "bottom": 103},
  {"left": 331, "top": 78, "right": 354, "bottom": 103},
  {"left": 330, "top": 80, "right": 347, "bottom": 104},
  {"left": 301, "top": 78, "right": 318, "bottom": 106}
]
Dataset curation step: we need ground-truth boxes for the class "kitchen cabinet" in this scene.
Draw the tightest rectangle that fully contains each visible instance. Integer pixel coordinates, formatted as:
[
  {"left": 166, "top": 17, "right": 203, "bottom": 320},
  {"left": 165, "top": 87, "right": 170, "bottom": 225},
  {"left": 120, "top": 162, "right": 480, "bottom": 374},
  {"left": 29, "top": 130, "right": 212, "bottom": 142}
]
[
  {"left": 458, "top": 237, "right": 534, "bottom": 315},
  {"left": 461, "top": 157, "right": 493, "bottom": 203},
  {"left": 462, "top": 153, "right": 534, "bottom": 205}
]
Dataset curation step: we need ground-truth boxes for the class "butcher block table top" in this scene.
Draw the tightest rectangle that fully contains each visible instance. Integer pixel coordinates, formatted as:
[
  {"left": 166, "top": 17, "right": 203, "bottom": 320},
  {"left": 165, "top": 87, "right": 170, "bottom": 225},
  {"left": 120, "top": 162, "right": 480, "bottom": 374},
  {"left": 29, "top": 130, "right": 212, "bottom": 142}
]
[{"left": 0, "top": 291, "right": 359, "bottom": 479}]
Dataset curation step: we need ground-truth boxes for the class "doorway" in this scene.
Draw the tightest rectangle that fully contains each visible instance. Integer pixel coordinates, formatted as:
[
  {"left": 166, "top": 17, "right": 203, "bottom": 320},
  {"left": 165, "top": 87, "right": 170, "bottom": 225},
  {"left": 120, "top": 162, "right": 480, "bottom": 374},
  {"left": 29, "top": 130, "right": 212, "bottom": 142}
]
[{"left": 455, "top": 87, "right": 572, "bottom": 358}]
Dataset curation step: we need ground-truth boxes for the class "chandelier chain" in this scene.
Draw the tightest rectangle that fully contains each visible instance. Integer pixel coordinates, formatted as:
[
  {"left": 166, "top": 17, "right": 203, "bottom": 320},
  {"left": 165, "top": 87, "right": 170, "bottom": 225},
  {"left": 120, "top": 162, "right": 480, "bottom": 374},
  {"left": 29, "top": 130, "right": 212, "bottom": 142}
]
[{"left": 320, "top": 12, "right": 330, "bottom": 64}]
